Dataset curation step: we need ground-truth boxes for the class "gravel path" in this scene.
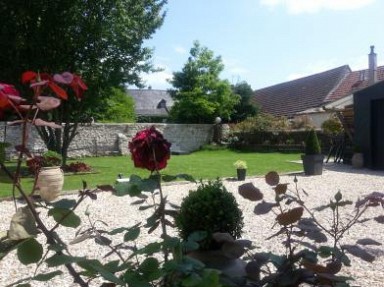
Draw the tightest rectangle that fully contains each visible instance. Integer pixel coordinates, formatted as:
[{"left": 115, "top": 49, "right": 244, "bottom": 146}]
[{"left": 0, "top": 163, "right": 383, "bottom": 286}]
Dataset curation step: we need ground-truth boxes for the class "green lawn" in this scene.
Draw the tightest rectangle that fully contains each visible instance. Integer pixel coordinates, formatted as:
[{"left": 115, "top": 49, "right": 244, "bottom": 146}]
[{"left": 0, "top": 150, "right": 302, "bottom": 198}]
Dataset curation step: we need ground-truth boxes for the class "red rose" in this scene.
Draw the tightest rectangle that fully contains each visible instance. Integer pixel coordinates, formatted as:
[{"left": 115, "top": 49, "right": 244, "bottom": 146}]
[{"left": 129, "top": 126, "right": 171, "bottom": 171}]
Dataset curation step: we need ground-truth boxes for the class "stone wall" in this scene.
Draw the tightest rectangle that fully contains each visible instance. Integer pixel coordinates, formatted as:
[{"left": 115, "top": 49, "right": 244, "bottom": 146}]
[{"left": 0, "top": 123, "right": 214, "bottom": 158}]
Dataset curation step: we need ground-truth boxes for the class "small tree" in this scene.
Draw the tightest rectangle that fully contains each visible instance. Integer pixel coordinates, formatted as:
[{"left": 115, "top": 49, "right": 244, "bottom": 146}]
[
  {"left": 169, "top": 41, "right": 239, "bottom": 123},
  {"left": 231, "top": 81, "right": 258, "bottom": 122}
]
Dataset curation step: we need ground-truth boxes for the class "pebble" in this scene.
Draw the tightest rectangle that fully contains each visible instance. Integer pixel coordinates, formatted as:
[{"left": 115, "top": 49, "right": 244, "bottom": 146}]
[{"left": 0, "top": 163, "right": 383, "bottom": 286}]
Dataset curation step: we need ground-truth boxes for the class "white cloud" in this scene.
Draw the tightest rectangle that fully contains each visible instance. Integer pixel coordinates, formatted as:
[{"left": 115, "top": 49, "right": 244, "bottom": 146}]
[
  {"left": 141, "top": 64, "right": 173, "bottom": 89},
  {"left": 174, "top": 45, "right": 187, "bottom": 55},
  {"left": 260, "top": 0, "right": 375, "bottom": 14},
  {"left": 222, "top": 57, "right": 250, "bottom": 82}
]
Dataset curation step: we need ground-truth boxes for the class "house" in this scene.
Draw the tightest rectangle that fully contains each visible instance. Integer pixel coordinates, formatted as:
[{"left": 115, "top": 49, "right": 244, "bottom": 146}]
[
  {"left": 127, "top": 88, "right": 174, "bottom": 122},
  {"left": 354, "top": 80, "right": 384, "bottom": 170},
  {"left": 251, "top": 46, "right": 384, "bottom": 128}
]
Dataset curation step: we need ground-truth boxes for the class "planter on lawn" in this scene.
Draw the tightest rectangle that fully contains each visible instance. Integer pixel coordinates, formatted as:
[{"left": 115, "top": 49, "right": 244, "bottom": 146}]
[{"left": 37, "top": 166, "right": 64, "bottom": 202}]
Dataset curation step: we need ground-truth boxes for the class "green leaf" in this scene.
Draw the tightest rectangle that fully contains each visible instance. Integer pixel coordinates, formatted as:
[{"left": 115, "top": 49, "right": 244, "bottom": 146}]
[
  {"left": 115, "top": 179, "right": 141, "bottom": 196},
  {"left": 108, "top": 227, "right": 128, "bottom": 235},
  {"left": 17, "top": 238, "right": 43, "bottom": 265},
  {"left": 139, "top": 257, "right": 161, "bottom": 281},
  {"left": 51, "top": 199, "right": 77, "bottom": 209},
  {"left": 140, "top": 178, "right": 159, "bottom": 192},
  {"left": 48, "top": 207, "right": 81, "bottom": 228},
  {"left": 136, "top": 242, "right": 162, "bottom": 255},
  {"left": 78, "top": 259, "right": 126, "bottom": 285},
  {"left": 33, "top": 270, "right": 63, "bottom": 281},
  {"left": 123, "top": 270, "right": 152, "bottom": 287},
  {"left": 124, "top": 226, "right": 140, "bottom": 241},
  {"left": 9, "top": 207, "right": 38, "bottom": 240},
  {"left": 45, "top": 254, "right": 86, "bottom": 267}
]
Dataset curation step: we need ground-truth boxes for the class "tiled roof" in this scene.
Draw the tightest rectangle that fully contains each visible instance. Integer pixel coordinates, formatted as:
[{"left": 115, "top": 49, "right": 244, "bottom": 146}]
[
  {"left": 251, "top": 65, "right": 351, "bottom": 117},
  {"left": 127, "top": 89, "right": 174, "bottom": 117},
  {"left": 325, "top": 65, "right": 384, "bottom": 102}
]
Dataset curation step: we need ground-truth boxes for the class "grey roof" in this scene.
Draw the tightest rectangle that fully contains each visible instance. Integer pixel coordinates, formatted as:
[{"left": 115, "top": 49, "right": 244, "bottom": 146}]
[
  {"left": 127, "top": 89, "right": 174, "bottom": 117},
  {"left": 251, "top": 66, "right": 351, "bottom": 117}
]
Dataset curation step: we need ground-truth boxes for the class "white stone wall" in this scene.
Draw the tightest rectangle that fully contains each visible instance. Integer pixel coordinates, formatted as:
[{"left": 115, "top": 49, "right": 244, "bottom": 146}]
[{"left": 0, "top": 123, "right": 214, "bottom": 158}]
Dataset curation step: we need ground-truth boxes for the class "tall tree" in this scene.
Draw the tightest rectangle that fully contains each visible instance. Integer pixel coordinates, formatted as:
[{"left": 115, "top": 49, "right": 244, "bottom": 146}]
[
  {"left": 169, "top": 41, "right": 239, "bottom": 123},
  {"left": 0, "top": 0, "right": 167, "bottom": 162},
  {"left": 231, "top": 81, "right": 258, "bottom": 123}
]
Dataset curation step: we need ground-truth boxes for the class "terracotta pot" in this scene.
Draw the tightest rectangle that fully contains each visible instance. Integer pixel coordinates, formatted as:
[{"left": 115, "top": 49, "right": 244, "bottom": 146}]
[{"left": 37, "top": 166, "right": 64, "bottom": 202}]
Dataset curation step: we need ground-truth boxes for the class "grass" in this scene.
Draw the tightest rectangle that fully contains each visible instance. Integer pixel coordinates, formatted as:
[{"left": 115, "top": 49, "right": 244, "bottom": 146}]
[{"left": 0, "top": 149, "right": 302, "bottom": 198}]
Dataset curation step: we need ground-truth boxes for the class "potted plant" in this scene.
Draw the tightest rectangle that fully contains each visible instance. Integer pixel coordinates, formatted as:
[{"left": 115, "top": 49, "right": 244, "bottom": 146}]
[
  {"left": 35, "top": 150, "right": 64, "bottom": 202},
  {"left": 351, "top": 145, "right": 364, "bottom": 168},
  {"left": 301, "top": 129, "right": 324, "bottom": 175},
  {"left": 234, "top": 160, "right": 247, "bottom": 181},
  {"left": 175, "top": 179, "right": 246, "bottom": 278}
]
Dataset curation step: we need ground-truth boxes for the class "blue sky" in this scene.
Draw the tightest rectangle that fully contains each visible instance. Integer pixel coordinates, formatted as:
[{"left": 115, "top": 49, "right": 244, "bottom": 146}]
[{"left": 138, "top": 0, "right": 384, "bottom": 90}]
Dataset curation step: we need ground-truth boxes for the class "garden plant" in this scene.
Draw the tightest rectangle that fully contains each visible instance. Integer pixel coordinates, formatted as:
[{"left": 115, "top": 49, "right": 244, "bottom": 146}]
[{"left": 0, "top": 76, "right": 383, "bottom": 286}]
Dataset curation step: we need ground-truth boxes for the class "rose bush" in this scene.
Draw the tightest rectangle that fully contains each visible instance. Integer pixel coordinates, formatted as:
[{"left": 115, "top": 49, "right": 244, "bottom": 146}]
[{"left": 129, "top": 126, "right": 171, "bottom": 171}]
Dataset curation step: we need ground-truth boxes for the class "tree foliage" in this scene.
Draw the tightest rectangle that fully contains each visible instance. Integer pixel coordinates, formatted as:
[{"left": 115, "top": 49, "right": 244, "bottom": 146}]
[
  {"left": 0, "top": 0, "right": 167, "bottom": 113},
  {"left": 231, "top": 81, "right": 258, "bottom": 123},
  {"left": 0, "top": 0, "right": 166, "bottom": 163},
  {"left": 169, "top": 41, "right": 239, "bottom": 123},
  {"left": 99, "top": 88, "right": 135, "bottom": 123}
]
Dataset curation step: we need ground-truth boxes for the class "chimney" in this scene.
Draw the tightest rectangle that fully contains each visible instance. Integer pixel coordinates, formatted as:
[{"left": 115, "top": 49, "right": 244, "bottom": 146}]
[{"left": 368, "top": 45, "right": 377, "bottom": 85}]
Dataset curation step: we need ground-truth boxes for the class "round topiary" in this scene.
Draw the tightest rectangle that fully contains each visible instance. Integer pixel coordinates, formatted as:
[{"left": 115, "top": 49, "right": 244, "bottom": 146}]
[
  {"left": 175, "top": 179, "right": 244, "bottom": 250},
  {"left": 304, "top": 129, "right": 321, "bottom": 155}
]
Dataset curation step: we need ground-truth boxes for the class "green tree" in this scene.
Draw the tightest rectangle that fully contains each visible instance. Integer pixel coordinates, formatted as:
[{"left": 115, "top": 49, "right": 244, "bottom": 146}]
[
  {"left": 99, "top": 88, "right": 135, "bottom": 123},
  {"left": 0, "top": 0, "right": 166, "bottom": 162},
  {"left": 169, "top": 41, "right": 239, "bottom": 123},
  {"left": 231, "top": 81, "right": 258, "bottom": 122}
]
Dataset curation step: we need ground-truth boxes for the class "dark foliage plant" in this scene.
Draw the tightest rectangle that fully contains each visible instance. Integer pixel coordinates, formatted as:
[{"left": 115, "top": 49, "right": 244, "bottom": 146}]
[
  {"left": 63, "top": 161, "right": 92, "bottom": 173},
  {"left": 305, "top": 129, "right": 321, "bottom": 155},
  {"left": 175, "top": 179, "right": 244, "bottom": 250},
  {"left": 26, "top": 151, "right": 62, "bottom": 175}
]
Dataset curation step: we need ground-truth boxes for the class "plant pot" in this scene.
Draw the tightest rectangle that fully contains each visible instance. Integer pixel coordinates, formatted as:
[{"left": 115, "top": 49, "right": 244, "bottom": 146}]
[
  {"left": 236, "top": 169, "right": 246, "bottom": 181},
  {"left": 301, "top": 154, "right": 324, "bottom": 175},
  {"left": 351, "top": 153, "right": 364, "bottom": 168},
  {"left": 37, "top": 166, "right": 64, "bottom": 202}
]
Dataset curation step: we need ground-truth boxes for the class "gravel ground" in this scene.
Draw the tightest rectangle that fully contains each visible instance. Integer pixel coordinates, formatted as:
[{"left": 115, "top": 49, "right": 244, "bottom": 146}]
[{"left": 0, "top": 162, "right": 383, "bottom": 287}]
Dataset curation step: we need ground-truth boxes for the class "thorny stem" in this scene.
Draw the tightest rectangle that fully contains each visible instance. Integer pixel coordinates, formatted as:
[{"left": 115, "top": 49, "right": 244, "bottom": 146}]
[
  {"left": 4, "top": 116, "right": 88, "bottom": 286},
  {"left": 151, "top": 147, "right": 169, "bottom": 262}
]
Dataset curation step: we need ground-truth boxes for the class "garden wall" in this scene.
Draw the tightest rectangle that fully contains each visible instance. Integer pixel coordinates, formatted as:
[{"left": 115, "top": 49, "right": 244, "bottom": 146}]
[{"left": 0, "top": 123, "right": 214, "bottom": 158}]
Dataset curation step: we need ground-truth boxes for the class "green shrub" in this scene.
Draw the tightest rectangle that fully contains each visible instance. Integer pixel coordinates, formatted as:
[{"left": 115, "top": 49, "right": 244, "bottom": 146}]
[
  {"left": 304, "top": 129, "right": 321, "bottom": 155},
  {"left": 321, "top": 115, "right": 344, "bottom": 136},
  {"left": 175, "top": 179, "right": 244, "bottom": 250}
]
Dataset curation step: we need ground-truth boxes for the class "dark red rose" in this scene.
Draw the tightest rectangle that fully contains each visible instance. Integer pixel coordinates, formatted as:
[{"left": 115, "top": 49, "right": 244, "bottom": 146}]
[{"left": 129, "top": 126, "right": 171, "bottom": 171}]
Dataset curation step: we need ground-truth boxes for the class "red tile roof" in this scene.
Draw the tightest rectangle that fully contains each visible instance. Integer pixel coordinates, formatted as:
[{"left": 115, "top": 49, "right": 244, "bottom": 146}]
[
  {"left": 251, "top": 65, "right": 351, "bottom": 117},
  {"left": 325, "top": 65, "right": 384, "bottom": 102}
]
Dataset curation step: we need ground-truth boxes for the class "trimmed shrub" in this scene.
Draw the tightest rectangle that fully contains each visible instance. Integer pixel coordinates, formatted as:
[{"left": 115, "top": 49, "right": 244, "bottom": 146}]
[{"left": 175, "top": 179, "right": 244, "bottom": 250}]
